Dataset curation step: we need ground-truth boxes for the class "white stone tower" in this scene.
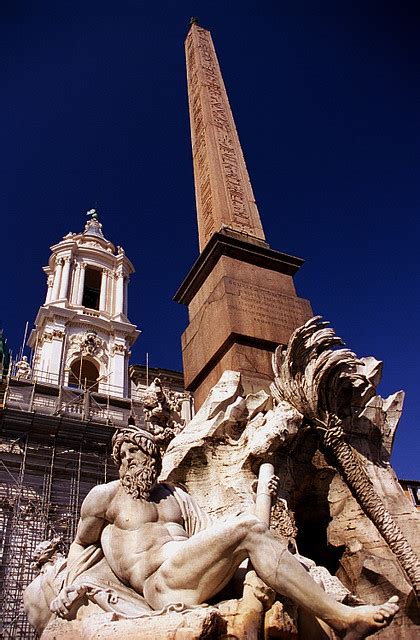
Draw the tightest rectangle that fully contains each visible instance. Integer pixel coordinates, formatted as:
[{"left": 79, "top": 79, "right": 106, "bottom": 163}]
[{"left": 28, "top": 210, "right": 139, "bottom": 397}]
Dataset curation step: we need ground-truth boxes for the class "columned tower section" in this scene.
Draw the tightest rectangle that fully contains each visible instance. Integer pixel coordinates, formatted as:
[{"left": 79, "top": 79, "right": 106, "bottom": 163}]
[
  {"left": 175, "top": 23, "right": 312, "bottom": 407},
  {"left": 28, "top": 211, "right": 139, "bottom": 397}
]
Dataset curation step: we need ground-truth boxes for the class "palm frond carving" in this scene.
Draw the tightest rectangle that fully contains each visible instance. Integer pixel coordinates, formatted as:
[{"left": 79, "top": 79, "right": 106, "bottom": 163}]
[
  {"left": 271, "top": 316, "right": 366, "bottom": 424},
  {"left": 271, "top": 316, "right": 420, "bottom": 597}
]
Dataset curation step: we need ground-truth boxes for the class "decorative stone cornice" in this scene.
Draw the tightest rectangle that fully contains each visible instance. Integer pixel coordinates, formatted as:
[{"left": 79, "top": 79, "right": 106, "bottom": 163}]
[{"left": 174, "top": 230, "right": 304, "bottom": 306}]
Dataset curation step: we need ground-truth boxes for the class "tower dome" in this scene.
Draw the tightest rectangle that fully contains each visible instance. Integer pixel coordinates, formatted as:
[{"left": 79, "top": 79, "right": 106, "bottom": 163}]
[{"left": 28, "top": 210, "right": 140, "bottom": 397}]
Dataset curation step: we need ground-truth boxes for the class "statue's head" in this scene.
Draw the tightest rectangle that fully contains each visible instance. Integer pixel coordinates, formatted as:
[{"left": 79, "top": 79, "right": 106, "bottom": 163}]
[{"left": 111, "top": 427, "right": 162, "bottom": 500}]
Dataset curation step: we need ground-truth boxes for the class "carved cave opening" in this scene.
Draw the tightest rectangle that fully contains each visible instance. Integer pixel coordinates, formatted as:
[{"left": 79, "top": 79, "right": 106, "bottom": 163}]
[
  {"left": 82, "top": 267, "right": 101, "bottom": 310},
  {"left": 294, "top": 486, "right": 345, "bottom": 576},
  {"left": 69, "top": 359, "right": 99, "bottom": 391}
]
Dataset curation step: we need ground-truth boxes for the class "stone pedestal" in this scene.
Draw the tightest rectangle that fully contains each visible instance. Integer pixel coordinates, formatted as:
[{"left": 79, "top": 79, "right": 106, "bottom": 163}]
[
  {"left": 175, "top": 230, "right": 312, "bottom": 407},
  {"left": 42, "top": 608, "right": 223, "bottom": 640},
  {"left": 180, "top": 23, "right": 313, "bottom": 408}
]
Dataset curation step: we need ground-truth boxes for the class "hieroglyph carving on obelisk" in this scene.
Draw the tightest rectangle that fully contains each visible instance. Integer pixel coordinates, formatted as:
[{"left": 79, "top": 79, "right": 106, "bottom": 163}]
[{"left": 186, "top": 24, "right": 266, "bottom": 251}]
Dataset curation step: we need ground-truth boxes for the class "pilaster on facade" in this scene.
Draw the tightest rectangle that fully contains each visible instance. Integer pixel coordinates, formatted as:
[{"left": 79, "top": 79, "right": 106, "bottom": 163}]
[
  {"left": 45, "top": 274, "right": 54, "bottom": 304},
  {"left": 58, "top": 256, "right": 71, "bottom": 299},
  {"left": 51, "top": 258, "right": 63, "bottom": 301},
  {"left": 76, "top": 262, "right": 87, "bottom": 306},
  {"left": 123, "top": 276, "right": 129, "bottom": 316},
  {"left": 99, "top": 269, "right": 108, "bottom": 312},
  {"left": 113, "top": 267, "right": 125, "bottom": 319}
]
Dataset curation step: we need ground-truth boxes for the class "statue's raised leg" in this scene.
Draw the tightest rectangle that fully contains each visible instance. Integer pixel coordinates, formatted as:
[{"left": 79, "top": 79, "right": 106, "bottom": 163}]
[{"left": 143, "top": 513, "right": 398, "bottom": 638}]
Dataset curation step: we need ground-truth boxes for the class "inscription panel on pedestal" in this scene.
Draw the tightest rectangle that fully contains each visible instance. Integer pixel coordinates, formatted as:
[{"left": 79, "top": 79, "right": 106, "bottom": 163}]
[{"left": 225, "top": 278, "right": 312, "bottom": 337}]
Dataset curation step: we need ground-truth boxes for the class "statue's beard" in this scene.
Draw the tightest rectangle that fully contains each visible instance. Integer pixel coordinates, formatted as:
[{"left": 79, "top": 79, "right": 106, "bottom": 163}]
[{"left": 119, "top": 459, "right": 158, "bottom": 500}]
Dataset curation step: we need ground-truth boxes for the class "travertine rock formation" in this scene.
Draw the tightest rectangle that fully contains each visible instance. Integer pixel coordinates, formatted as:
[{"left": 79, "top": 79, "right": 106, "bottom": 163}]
[
  {"left": 162, "top": 317, "right": 420, "bottom": 638},
  {"left": 24, "top": 317, "right": 419, "bottom": 639}
]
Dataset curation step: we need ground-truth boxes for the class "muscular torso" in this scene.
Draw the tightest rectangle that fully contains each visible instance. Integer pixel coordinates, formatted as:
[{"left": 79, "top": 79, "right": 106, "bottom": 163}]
[{"left": 80, "top": 481, "right": 189, "bottom": 593}]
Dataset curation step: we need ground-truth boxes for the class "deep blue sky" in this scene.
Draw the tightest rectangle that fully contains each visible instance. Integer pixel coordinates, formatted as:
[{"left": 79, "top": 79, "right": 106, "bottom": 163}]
[{"left": 1, "top": 2, "right": 419, "bottom": 478}]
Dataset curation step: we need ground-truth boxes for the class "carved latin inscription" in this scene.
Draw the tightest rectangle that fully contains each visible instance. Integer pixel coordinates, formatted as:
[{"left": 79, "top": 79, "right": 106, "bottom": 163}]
[{"left": 226, "top": 279, "right": 310, "bottom": 335}]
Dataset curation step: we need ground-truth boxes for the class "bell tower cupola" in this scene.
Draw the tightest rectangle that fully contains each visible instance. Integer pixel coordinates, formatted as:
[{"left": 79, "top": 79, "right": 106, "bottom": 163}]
[{"left": 28, "top": 209, "right": 140, "bottom": 397}]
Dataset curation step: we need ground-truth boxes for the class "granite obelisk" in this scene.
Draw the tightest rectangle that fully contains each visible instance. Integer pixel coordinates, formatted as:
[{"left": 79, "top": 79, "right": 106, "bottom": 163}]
[
  {"left": 185, "top": 21, "right": 266, "bottom": 251},
  {"left": 175, "top": 22, "right": 313, "bottom": 407}
]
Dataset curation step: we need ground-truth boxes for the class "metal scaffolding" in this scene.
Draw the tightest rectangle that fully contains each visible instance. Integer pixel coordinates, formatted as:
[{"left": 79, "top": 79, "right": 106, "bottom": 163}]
[
  {"left": 4, "top": 375, "right": 146, "bottom": 426},
  {"left": 0, "top": 371, "right": 127, "bottom": 639},
  {"left": 0, "top": 366, "right": 189, "bottom": 638},
  {"left": 0, "top": 425, "right": 117, "bottom": 639}
]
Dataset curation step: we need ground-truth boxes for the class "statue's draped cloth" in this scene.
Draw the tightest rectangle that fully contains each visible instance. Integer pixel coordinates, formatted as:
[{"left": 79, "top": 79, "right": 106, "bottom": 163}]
[{"left": 33, "top": 485, "right": 212, "bottom": 625}]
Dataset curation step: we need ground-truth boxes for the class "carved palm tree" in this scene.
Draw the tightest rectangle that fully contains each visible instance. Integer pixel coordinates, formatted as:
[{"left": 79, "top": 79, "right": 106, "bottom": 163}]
[{"left": 271, "top": 316, "right": 420, "bottom": 598}]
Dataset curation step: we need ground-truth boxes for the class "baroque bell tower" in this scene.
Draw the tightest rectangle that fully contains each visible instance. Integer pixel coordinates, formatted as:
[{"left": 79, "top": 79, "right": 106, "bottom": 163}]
[
  {"left": 175, "top": 23, "right": 313, "bottom": 407},
  {"left": 28, "top": 210, "right": 139, "bottom": 397}
]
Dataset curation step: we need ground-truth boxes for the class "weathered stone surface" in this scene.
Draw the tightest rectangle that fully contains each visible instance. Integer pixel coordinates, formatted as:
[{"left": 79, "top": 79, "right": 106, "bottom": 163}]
[
  {"left": 160, "top": 370, "right": 244, "bottom": 488},
  {"left": 214, "top": 571, "right": 276, "bottom": 640},
  {"left": 179, "top": 253, "right": 312, "bottom": 408},
  {"left": 80, "top": 607, "right": 223, "bottom": 639},
  {"left": 264, "top": 600, "right": 298, "bottom": 639},
  {"left": 42, "top": 607, "right": 223, "bottom": 640},
  {"left": 269, "top": 317, "right": 420, "bottom": 636},
  {"left": 161, "top": 372, "right": 303, "bottom": 523},
  {"left": 42, "top": 617, "right": 82, "bottom": 638}
]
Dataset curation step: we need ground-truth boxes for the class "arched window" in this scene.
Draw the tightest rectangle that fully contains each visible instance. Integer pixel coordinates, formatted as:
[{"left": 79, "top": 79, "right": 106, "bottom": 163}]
[
  {"left": 68, "top": 359, "right": 99, "bottom": 392},
  {"left": 82, "top": 267, "right": 101, "bottom": 310}
]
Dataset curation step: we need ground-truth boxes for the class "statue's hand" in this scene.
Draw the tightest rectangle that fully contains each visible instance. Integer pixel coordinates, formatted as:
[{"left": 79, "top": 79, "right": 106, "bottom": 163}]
[
  {"left": 251, "top": 475, "right": 280, "bottom": 498},
  {"left": 267, "top": 475, "right": 280, "bottom": 498},
  {"left": 50, "top": 583, "right": 88, "bottom": 618}
]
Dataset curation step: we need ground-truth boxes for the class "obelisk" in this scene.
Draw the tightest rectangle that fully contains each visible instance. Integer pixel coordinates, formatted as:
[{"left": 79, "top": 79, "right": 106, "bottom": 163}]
[
  {"left": 184, "top": 21, "right": 266, "bottom": 251},
  {"left": 175, "top": 22, "right": 313, "bottom": 407}
]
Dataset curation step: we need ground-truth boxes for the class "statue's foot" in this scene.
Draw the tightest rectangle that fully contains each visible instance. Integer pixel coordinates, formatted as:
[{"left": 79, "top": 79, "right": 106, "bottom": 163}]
[{"left": 341, "top": 596, "right": 399, "bottom": 639}]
